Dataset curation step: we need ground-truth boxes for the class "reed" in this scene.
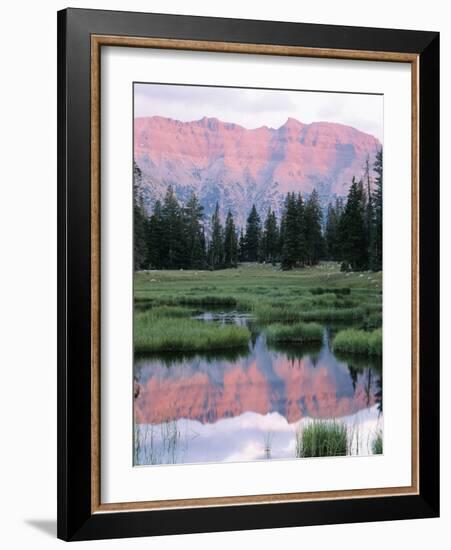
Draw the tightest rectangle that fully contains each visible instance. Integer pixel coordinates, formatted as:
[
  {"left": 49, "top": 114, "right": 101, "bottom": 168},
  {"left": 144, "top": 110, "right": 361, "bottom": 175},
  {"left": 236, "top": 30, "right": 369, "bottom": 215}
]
[
  {"left": 297, "top": 306, "right": 365, "bottom": 322},
  {"left": 372, "top": 431, "right": 383, "bottom": 455},
  {"left": 333, "top": 328, "right": 382, "bottom": 356},
  {"left": 365, "top": 311, "right": 383, "bottom": 328},
  {"left": 178, "top": 295, "right": 238, "bottom": 306},
  {"left": 254, "top": 304, "right": 302, "bottom": 323},
  {"left": 134, "top": 310, "right": 250, "bottom": 353},
  {"left": 296, "top": 420, "right": 348, "bottom": 458},
  {"left": 265, "top": 322, "right": 323, "bottom": 343}
]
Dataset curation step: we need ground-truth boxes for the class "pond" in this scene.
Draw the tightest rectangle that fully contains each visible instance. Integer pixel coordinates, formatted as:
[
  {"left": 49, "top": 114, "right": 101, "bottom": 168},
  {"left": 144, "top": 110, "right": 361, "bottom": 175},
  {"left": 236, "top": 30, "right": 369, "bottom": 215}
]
[{"left": 133, "top": 311, "right": 383, "bottom": 466}]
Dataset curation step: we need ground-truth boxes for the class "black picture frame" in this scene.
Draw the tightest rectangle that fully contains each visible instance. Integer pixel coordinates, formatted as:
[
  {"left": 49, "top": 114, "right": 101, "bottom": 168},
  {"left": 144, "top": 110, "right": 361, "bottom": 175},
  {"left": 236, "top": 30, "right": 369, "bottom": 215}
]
[{"left": 57, "top": 7, "right": 439, "bottom": 541}]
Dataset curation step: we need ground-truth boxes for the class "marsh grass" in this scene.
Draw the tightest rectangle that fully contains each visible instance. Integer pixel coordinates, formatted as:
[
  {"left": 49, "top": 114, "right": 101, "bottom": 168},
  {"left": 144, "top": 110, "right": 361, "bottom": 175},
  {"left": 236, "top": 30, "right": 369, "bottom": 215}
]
[
  {"left": 365, "top": 311, "right": 383, "bottom": 329},
  {"left": 297, "top": 306, "right": 365, "bottom": 322},
  {"left": 372, "top": 431, "right": 383, "bottom": 455},
  {"left": 178, "top": 295, "right": 238, "bottom": 307},
  {"left": 310, "top": 287, "right": 351, "bottom": 295},
  {"left": 254, "top": 305, "right": 302, "bottom": 323},
  {"left": 364, "top": 302, "right": 383, "bottom": 314},
  {"left": 263, "top": 431, "right": 274, "bottom": 459},
  {"left": 134, "top": 309, "right": 250, "bottom": 353},
  {"left": 134, "top": 419, "right": 186, "bottom": 465},
  {"left": 254, "top": 304, "right": 365, "bottom": 324},
  {"left": 265, "top": 322, "right": 323, "bottom": 343},
  {"left": 147, "top": 305, "right": 195, "bottom": 318},
  {"left": 296, "top": 420, "right": 348, "bottom": 458},
  {"left": 134, "top": 262, "right": 382, "bottom": 352},
  {"left": 333, "top": 328, "right": 382, "bottom": 356}
]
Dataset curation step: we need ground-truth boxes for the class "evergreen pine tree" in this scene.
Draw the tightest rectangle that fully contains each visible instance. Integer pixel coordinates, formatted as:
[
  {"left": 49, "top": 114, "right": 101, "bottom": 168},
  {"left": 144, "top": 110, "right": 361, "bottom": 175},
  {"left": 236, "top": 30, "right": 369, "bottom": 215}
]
[
  {"left": 304, "top": 189, "right": 325, "bottom": 265},
  {"left": 295, "top": 193, "right": 307, "bottom": 265},
  {"left": 161, "top": 185, "right": 184, "bottom": 269},
  {"left": 372, "top": 148, "right": 383, "bottom": 271},
  {"left": 133, "top": 161, "right": 149, "bottom": 270},
  {"left": 325, "top": 203, "right": 337, "bottom": 260},
  {"left": 244, "top": 204, "right": 261, "bottom": 262},
  {"left": 183, "top": 193, "right": 206, "bottom": 269},
  {"left": 208, "top": 202, "right": 224, "bottom": 269},
  {"left": 224, "top": 210, "right": 238, "bottom": 267},
  {"left": 363, "top": 156, "right": 376, "bottom": 270},
  {"left": 325, "top": 197, "right": 343, "bottom": 261},
  {"left": 199, "top": 227, "right": 207, "bottom": 267},
  {"left": 335, "top": 197, "right": 344, "bottom": 261},
  {"left": 262, "top": 207, "right": 280, "bottom": 264},
  {"left": 281, "top": 193, "right": 299, "bottom": 270},
  {"left": 147, "top": 200, "right": 163, "bottom": 268},
  {"left": 279, "top": 208, "right": 286, "bottom": 258},
  {"left": 339, "top": 177, "right": 368, "bottom": 271},
  {"left": 238, "top": 228, "right": 246, "bottom": 262}
]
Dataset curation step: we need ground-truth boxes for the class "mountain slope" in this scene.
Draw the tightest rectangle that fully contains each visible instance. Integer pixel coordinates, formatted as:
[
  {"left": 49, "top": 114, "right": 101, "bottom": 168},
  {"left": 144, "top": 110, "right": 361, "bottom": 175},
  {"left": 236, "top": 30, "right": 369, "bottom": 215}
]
[{"left": 134, "top": 115, "right": 381, "bottom": 225}]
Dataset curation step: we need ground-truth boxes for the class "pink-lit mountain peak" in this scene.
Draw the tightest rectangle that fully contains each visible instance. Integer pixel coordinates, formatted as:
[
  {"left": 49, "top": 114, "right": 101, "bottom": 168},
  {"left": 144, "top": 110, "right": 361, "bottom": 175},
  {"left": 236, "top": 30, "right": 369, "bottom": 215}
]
[
  {"left": 281, "top": 116, "right": 305, "bottom": 129},
  {"left": 134, "top": 115, "right": 381, "bottom": 226}
]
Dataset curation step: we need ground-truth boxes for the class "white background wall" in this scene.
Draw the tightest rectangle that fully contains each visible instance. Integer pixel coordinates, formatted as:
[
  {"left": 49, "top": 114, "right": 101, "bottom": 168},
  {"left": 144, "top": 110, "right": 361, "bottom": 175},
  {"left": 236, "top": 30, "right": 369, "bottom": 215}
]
[{"left": 0, "top": 0, "right": 448, "bottom": 547}]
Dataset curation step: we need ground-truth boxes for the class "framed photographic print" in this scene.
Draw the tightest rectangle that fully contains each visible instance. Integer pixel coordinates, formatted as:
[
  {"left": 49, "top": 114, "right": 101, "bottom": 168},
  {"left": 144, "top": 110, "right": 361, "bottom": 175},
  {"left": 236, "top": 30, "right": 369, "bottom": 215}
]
[{"left": 57, "top": 8, "right": 439, "bottom": 541}]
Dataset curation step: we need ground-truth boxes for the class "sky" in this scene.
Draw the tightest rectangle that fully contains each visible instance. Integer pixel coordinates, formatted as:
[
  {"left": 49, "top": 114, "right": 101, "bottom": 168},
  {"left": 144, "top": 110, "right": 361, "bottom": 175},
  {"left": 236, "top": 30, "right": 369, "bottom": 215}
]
[{"left": 134, "top": 83, "right": 383, "bottom": 142}]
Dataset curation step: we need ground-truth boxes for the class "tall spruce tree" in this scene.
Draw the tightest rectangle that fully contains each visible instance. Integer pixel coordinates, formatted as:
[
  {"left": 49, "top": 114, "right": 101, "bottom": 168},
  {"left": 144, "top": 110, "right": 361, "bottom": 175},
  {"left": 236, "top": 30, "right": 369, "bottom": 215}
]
[
  {"left": 238, "top": 228, "right": 246, "bottom": 262},
  {"left": 183, "top": 193, "right": 206, "bottom": 269},
  {"left": 295, "top": 193, "right": 307, "bottom": 265},
  {"left": 279, "top": 208, "right": 286, "bottom": 259},
  {"left": 372, "top": 148, "right": 383, "bottom": 271},
  {"left": 133, "top": 161, "right": 148, "bottom": 270},
  {"left": 244, "top": 204, "right": 261, "bottom": 262},
  {"left": 199, "top": 227, "right": 207, "bottom": 267},
  {"left": 161, "top": 185, "right": 184, "bottom": 269},
  {"left": 325, "top": 197, "right": 344, "bottom": 261},
  {"left": 147, "top": 200, "right": 163, "bottom": 268},
  {"left": 281, "top": 193, "right": 299, "bottom": 270},
  {"left": 304, "top": 189, "right": 324, "bottom": 265},
  {"left": 339, "top": 177, "right": 368, "bottom": 271},
  {"left": 325, "top": 203, "right": 338, "bottom": 260},
  {"left": 223, "top": 210, "right": 238, "bottom": 267},
  {"left": 363, "top": 156, "right": 376, "bottom": 270},
  {"left": 262, "top": 207, "right": 280, "bottom": 264},
  {"left": 208, "top": 202, "right": 224, "bottom": 269}
]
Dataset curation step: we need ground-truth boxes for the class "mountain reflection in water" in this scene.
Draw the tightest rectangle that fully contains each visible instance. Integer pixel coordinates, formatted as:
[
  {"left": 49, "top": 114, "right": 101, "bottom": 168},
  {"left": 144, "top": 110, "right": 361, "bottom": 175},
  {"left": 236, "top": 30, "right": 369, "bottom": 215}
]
[{"left": 134, "top": 317, "right": 382, "bottom": 465}]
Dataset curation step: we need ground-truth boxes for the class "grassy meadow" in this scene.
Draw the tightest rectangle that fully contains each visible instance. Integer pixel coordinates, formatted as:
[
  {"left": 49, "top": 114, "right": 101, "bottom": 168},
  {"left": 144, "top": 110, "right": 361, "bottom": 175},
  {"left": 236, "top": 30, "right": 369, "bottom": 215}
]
[{"left": 134, "top": 262, "right": 382, "bottom": 355}]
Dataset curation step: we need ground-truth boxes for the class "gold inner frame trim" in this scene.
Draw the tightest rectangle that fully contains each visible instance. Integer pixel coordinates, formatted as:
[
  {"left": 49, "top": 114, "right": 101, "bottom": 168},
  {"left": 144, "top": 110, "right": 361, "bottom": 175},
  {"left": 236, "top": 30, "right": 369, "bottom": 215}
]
[{"left": 90, "top": 34, "right": 420, "bottom": 514}]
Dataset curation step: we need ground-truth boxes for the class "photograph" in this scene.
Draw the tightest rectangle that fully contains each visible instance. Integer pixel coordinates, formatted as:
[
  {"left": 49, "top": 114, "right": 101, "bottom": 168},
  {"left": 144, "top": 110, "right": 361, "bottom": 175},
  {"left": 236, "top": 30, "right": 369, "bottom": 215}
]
[
  {"left": 132, "top": 83, "right": 384, "bottom": 466},
  {"left": 53, "top": 5, "right": 440, "bottom": 542}
]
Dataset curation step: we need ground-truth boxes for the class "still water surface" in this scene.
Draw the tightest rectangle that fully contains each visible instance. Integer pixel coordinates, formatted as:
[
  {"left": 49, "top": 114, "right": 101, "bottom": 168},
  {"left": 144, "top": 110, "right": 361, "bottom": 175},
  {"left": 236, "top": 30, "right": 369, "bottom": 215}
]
[{"left": 134, "top": 312, "right": 382, "bottom": 465}]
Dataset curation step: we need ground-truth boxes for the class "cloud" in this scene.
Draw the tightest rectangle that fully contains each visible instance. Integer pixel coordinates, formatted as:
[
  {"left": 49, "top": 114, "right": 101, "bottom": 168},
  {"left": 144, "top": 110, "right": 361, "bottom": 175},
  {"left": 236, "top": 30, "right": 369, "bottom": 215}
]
[{"left": 134, "top": 83, "right": 383, "bottom": 141}]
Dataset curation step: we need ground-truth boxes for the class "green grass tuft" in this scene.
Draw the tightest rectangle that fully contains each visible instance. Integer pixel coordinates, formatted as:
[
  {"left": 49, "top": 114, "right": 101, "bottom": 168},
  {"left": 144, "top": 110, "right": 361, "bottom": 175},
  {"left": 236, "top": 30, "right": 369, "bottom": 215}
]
[
  {"left": 310, "top": 287, "right": 351, "bottom": 295},
  {"left": 134, "top": 309, "right": 250, "bottom": 353},
  {"left": 147, "top": 305, "right": 195, "bottom": 318},
  {"left": 297, "top": 307, "right": 365, "bottom": 322},
  {"left": 265, "top": 322, "right": 323, "bottom": 343},
  {"left": 333, "top": 328, "right": 382, "bottom": 356},
  {"left": 365, "top": 311, "right": 383, "bottom": 328},
  {"left": 254, "top": 305, "right": 302, "bottom": 323},
  {"left": 178, "top": 295, "right": 238, "bottom": 306},
  {"left": 296, "top": 420, "right": 348, "bottom": 458},
  {"left": 254, "top": 304, "right": 365, "bottom": 324},
  {"left": 372, "top": 431, "right": 383, "bottom": 454}
]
